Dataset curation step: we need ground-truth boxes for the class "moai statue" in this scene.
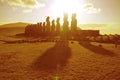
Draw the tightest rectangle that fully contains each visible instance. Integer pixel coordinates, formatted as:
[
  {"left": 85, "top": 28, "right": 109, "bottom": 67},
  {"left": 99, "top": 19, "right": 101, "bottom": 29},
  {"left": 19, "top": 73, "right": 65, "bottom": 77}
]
[
  {"left": 51, "top": 20, "right": 55, "bottom": 32},
  {"left": 36, "top": 23, "right": 40, "bottom": 34},
  {"left": 42, "top": 22, "right": 46, "bottom": 33},
  {"left": 40, "top": 22, "right": 42, "bottom": 32},
  {"left": 46, "top": 16, "right": 50, "bottom": 32},
  {"left": 37, "top": 22, "right": 39, "bottom": 28},
  {"left": 71, "top": 13, "right": 77, "bottom": 33},
  {"left": 63, "top": 13, "right": 69, "bottom": 39},
  {"left": 56, "top": 17, "right": 60, "bottom": 34},
  {"left": 36, "top": 22, "right": 42, "bottom": 36}
]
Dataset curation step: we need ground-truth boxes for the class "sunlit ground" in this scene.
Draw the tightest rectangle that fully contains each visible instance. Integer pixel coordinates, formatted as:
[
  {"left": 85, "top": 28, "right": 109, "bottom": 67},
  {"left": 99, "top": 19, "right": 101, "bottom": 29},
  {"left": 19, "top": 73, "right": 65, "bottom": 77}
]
[{"left": 0, "top": 23, "right": 120, "bottom": 80}]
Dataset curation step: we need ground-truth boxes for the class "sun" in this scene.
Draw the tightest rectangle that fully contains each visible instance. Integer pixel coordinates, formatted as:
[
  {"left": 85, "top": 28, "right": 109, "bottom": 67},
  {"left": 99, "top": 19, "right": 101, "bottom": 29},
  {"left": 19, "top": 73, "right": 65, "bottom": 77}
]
[{"left": 50, "top": 0, "right": 83, "bottom": 20}]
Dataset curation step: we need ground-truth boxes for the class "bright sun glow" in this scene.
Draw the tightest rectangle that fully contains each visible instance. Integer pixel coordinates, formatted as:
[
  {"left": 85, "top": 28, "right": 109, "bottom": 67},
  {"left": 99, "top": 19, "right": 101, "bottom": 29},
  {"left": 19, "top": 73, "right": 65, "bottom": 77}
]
[{"left": 50, "top": 0, "right": 84, "bottom": 20}]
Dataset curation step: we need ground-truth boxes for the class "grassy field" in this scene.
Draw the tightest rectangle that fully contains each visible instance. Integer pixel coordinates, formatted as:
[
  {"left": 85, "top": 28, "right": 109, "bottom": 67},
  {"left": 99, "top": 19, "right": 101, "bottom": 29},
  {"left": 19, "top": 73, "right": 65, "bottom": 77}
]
[{"left": 0, "top": 27, "right": 120, "bottom": 80}]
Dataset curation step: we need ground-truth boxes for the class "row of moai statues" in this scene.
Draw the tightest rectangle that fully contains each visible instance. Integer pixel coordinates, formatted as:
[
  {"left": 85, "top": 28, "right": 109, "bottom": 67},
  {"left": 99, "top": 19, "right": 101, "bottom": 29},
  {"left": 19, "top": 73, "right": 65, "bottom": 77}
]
[
  {"left": 25, "top": 17, "right": 61, "bottom": 36},
  {"left": 25, "top": 13, "right": 77, "bottom": 37}
]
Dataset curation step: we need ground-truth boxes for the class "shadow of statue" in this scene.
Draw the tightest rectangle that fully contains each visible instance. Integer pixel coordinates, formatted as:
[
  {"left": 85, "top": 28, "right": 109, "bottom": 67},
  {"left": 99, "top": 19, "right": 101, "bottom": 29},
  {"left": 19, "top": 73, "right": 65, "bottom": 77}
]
[
  {"left": 31, "top": 40, "right": 71, "bottom": 71},
  {"left": 79, "top": 41, "right": 116, "bottom": 56}
]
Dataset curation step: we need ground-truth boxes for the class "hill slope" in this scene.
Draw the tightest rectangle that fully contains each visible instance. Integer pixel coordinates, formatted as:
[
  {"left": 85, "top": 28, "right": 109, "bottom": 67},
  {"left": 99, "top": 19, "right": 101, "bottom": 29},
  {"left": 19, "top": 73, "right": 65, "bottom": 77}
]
[{"left": 0, "top": 22, "right": 29, "bottom": 27}]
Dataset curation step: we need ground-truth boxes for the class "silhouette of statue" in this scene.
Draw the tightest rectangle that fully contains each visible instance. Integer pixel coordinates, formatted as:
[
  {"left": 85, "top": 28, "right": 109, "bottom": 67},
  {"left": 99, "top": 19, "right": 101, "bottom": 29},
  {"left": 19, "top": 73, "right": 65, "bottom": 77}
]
[
  {"left": 46, "top": 16, "right": 50, "bottom": 32},
  {"left": 71, "top": 13, "right": 77, "bottom": 38},
  {"left": 36, "top": 23, "right": 40, "bottom": 35},
  {"left": 56, "top": 17, "right": 60, "bottom": 34},
  {"left": 43, "top": 22, "right": 46, "bottom": 33},
  {"left": 36, "top": 22, "right": 42, "bottom": 36},
  {"left": 51, "top": 20, "right": 55, "bottom": 32},
  {"left": 40, "top": 22, "right": 42, "bottom": 32},
  {"left": 63, "top": 13, "right": 69, "bottom": 39},
  {"left": 71, "top": 13, "right": 77, "bottom": 31}
]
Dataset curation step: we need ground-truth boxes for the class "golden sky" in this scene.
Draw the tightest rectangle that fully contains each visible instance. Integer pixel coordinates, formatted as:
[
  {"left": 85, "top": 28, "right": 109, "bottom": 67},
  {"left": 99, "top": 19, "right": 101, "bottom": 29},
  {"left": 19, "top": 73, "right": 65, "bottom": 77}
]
[{"left": 0, "top": 0, "right": 120, "bottom": 24}]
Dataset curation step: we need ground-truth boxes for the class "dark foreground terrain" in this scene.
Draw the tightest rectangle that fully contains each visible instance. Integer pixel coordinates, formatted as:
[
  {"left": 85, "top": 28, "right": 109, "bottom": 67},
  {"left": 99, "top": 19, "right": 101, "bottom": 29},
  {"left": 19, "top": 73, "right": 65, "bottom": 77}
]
[{"left": 0, "top": 27, "right": 120, "bottom": 80}]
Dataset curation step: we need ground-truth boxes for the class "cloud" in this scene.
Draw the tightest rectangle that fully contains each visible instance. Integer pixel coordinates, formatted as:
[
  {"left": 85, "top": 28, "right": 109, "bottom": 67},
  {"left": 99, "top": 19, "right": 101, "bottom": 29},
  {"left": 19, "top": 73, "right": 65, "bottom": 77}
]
[
  {"left": 22, "top": 9, "right": 32, "bottom": 13},
  {"left": 84, "top": 4, "right": 93, "bottom": 9},
  {"left": 0, "top": 0, "right": 45, "bottom": 8},
  {"left": 84, "top": 3, "right": 101, "bottom": 14}
]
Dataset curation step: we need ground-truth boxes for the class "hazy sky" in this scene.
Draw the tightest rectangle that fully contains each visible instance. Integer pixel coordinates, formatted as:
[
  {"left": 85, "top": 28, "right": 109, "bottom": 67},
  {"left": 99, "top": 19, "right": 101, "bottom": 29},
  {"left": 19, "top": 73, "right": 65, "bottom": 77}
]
[{"left": 0, "top": 0, "right": 120, "bottom": 24}]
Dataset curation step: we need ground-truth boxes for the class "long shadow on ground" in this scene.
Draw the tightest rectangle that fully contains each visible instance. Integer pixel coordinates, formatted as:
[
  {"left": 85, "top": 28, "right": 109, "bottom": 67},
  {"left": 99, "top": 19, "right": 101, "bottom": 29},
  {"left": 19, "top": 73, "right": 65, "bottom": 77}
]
[
  {"left": 31, "top": 41, "right": 71, "bottom": 71},
  {"left": 79, "top": 41, "right": 116, "bottom": 56}
]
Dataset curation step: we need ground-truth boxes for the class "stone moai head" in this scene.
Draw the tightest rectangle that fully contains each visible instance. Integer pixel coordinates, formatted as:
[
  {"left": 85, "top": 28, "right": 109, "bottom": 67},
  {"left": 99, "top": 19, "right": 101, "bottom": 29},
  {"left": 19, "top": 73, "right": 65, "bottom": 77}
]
[
  {"left": 40, "top": 22, "right": 42, "bottom": 26},
  {"left": 37, "top": 23, "right": 39, "bottom": 25},
  {"left": 64, "top": 13, "right": 68, "bottom": 18},
  {"left": 46, "top": 16, "right": 50, "bottom": 22},
  {"left": 72, "top": 13, "right": 76, "bottom": 19},
  {"left": 63, "top": 13, "right": 68, "bottom": 21},
  {"left": 52, "top": 20, "right": 55, "bottom": 24},
  {"left": 43, "top": 22, "right": 46, "bottom": 26},
  {"left": 56, "top": 17, "right": 60, "bottom": 23}
]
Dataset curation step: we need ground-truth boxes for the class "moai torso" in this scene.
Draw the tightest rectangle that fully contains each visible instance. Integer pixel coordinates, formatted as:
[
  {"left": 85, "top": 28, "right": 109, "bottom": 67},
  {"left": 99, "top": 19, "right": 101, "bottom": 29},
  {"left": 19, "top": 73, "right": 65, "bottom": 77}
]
[
  {"left": 43, "top": 22, "right": 46, "bottom": 33},
  {"left": 63, "top": 13, "right": 69, "bottom": 33},
  {"left": 62, "top": 13, "right": 69, "bottom": 40},
  {"left": 46, "top": 16, "right": 50, "bottom": 32},
  {"left": 56, "top": 17, "right": 60, "bottom": 33},
  {"left": 71, "top": 13, "right": 77, "bottom": 32},
  {"left": 51, "top": 20, "right": 55, "bottom": 32},
  {"left": 39, "top": 22, "right": 42, "bottom": 32}
]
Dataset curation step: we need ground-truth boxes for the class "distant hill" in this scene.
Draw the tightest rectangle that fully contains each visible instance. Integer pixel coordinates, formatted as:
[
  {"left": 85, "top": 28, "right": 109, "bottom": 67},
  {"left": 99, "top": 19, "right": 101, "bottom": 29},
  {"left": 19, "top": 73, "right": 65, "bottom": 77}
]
[{"left": 0, "top": 22, "right": 29, "bottom": 28}]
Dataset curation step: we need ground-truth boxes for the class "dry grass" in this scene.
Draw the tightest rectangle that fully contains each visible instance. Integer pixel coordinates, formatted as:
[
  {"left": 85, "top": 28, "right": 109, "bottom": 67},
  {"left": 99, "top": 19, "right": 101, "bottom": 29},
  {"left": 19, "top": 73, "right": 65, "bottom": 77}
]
[{"left": 0, "top": 27, "right": 120, "bottom": 80}]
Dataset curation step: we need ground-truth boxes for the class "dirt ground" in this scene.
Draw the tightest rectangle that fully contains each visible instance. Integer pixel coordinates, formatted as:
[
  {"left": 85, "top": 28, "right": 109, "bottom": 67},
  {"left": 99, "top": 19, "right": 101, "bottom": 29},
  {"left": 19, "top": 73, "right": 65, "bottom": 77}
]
[{"left": 0, "top": 27, "right": 120, "bottom": 80}]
